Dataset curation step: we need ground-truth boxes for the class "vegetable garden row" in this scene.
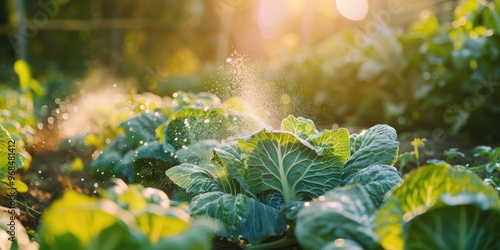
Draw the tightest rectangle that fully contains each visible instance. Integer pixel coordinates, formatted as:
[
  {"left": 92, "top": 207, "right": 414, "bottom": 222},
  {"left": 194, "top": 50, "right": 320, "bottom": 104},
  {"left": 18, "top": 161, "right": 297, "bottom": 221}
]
[{"left": 1, "top": 91, "right": 499, "bottom": 249}]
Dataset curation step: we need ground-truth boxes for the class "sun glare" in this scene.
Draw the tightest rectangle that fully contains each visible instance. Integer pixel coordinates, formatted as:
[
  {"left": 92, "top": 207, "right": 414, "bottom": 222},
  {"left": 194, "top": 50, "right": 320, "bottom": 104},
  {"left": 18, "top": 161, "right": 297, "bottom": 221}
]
[
  {"left": 258, "top": 0, "right": 292, "bottom": 39},
  {"left": 335, "top": 0, "right": 369, "bottom": 21}
]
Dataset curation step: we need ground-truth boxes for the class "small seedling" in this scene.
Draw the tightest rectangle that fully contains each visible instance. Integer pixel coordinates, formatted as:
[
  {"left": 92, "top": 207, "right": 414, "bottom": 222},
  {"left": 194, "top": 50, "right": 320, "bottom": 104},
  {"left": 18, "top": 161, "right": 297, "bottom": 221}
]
[
  {"left": 473, "top": 146, "right": 500, "bottom": 173},
  {"left": 443, "top": 148, "right": 465, "bottom": 162}
]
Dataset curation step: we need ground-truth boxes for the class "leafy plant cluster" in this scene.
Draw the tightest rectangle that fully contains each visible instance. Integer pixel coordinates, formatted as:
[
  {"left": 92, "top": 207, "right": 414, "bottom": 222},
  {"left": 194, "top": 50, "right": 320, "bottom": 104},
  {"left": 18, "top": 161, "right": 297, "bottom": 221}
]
[
  {"left": 0, "top": 60, "right": 45, "bottom": 193},
  {"left": 90, "top": 91, "right": 262, "bottom": 190},
  {"left": 31, "top": 179, "right": 217, "bottom": 250},
  {"left": 0, "top": 60, "right": 44, "bottom": 174},
  {"left": 398, "top": 139, "right": 500, "bottom": 194},
  {"left": 89, "top": 110, "right": 500, "bottom": 249},
  {"left": 166, "top": 115, "right": 402, "bottom": 248},
  {"left": 296, "top": 163, "right": 500, "bottom": 250},
  {"left": 275, "top": 0, "right": 500, "bottom": 141},
  {"left": 5, "top": 107, "right": 499, "bottom": 249}
]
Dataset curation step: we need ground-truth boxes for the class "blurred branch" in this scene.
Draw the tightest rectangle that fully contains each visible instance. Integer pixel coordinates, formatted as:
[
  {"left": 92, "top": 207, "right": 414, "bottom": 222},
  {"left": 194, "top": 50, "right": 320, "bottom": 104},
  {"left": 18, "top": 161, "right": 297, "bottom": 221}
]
[
  {"left": 2, "top": 18, "right": 182, "bottom": 31},
  {"left": 14, "top": 0, "right": 28, "bottom": 60}
]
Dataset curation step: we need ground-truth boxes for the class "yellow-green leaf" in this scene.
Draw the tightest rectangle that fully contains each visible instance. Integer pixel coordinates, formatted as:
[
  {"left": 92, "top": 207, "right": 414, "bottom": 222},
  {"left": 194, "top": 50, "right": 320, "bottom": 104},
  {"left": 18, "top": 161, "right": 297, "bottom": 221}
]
[{"left": 13, "top": 60, "right": 31, "bottom": 91}]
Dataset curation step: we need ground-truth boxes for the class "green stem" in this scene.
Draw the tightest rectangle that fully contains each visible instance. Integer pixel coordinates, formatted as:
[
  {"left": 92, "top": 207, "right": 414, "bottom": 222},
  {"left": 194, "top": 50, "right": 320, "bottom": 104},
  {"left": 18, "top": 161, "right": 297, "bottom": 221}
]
[
  {"left": 1, "top": 193, "right": 42, "bottom": 216},
  {"left": 466, "top": 165, "right": 485, "bottom": 173},
  {"left": 245, "top": 237, "right": 297, "bottom": 250}
]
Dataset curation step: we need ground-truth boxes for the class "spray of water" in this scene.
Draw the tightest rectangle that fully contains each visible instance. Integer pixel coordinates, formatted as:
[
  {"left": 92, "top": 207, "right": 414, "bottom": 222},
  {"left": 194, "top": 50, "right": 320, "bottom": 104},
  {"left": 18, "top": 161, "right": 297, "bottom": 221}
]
[{"left": 219, "top": 52, "right": 288, "bottom": 130}]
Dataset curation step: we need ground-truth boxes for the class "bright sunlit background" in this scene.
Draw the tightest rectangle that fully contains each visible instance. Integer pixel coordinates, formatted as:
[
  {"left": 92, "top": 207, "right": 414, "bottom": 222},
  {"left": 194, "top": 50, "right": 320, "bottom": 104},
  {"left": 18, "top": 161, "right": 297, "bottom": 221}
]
[
  {"left": 335, "top": 0, "right": 369, "bottom": 20},
  {"left": 1, "top": 0, "right": 473, "bottom": 139}
]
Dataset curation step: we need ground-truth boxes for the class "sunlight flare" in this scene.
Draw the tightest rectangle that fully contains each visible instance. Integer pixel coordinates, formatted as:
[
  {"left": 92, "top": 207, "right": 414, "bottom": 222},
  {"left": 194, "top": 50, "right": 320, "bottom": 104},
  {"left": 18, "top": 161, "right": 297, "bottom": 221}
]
[{"left": 335, "top": 0, "right": 369, "bottom": 21}]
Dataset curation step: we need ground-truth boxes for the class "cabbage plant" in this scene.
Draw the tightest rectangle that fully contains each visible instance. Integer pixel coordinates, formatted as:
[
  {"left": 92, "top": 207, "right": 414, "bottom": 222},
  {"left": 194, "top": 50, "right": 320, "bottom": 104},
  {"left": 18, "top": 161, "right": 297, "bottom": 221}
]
[
  {"left": 166, "top": 115, "right": 401, "bottom": 247},
  {"left": 295, "top": 163, "right": 500, "bottom": 250},
  {"left": 91, "top": 92, "right": 262, "bottom": 190}
]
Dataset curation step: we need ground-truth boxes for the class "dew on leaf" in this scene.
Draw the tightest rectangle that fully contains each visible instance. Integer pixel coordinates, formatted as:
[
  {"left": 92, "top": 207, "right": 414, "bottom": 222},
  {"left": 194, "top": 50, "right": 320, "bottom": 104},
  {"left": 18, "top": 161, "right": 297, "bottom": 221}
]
[
  {"left": 334, "top": 239, "right": 346, "bottom": 247},
  {"left": 339, "top": 195, "right": 349, "bottom": 203}
]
